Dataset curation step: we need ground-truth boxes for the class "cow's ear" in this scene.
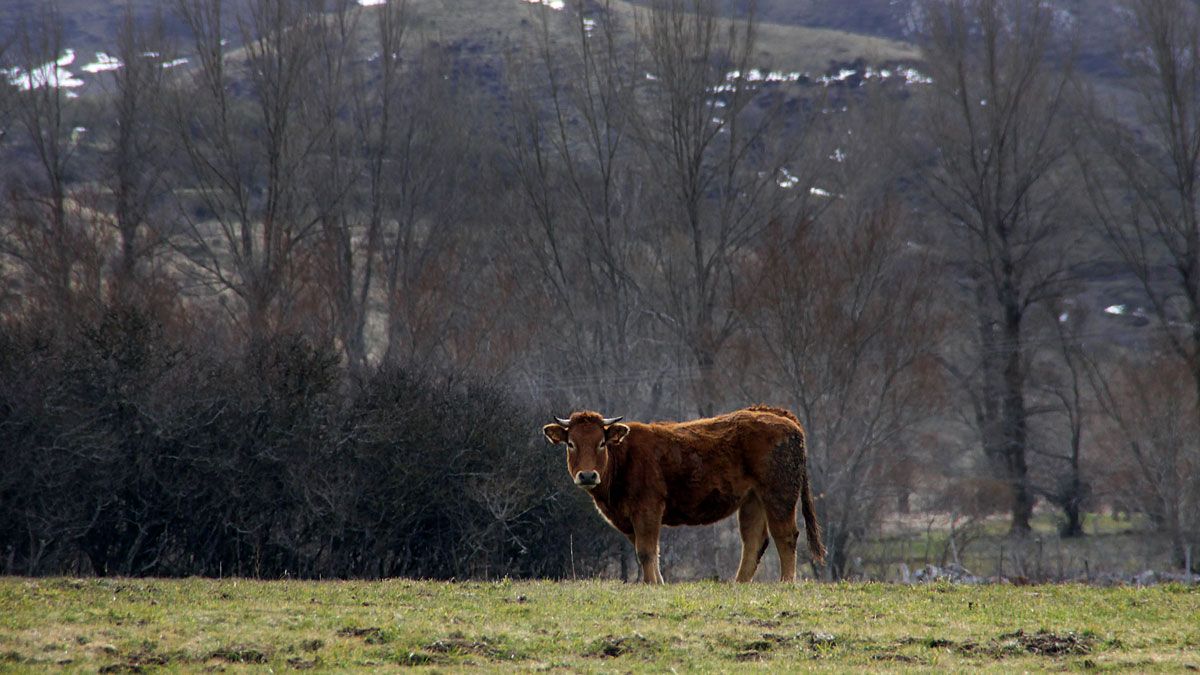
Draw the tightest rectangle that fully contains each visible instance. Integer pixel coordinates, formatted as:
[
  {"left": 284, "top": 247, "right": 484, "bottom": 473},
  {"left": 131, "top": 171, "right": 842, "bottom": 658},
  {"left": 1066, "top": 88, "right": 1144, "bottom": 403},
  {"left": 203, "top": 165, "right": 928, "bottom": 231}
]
[
  {"left": 605, "top": 423, "right": 630, "bottom": 446},
  {"left": 543, "top": 424, "right": 568, "bottom": 445}
]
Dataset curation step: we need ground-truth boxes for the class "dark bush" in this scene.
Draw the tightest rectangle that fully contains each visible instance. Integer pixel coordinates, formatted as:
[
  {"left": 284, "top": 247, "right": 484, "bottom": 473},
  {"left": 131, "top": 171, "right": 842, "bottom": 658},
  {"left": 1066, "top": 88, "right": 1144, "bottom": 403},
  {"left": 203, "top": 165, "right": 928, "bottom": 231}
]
[{"left": 0, "top": 309, "right": 620, "bottom": 578}]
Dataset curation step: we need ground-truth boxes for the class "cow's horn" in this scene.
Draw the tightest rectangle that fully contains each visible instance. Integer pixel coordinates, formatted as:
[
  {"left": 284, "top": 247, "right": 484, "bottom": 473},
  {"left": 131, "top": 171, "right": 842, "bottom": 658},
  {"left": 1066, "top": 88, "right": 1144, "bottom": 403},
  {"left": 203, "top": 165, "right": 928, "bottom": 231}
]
[
  {"left": 601, "top": 416, "right": 623, "bottom": 425},
  {"left": 554, "top": 416, "right": 571, "bottom": 426}
]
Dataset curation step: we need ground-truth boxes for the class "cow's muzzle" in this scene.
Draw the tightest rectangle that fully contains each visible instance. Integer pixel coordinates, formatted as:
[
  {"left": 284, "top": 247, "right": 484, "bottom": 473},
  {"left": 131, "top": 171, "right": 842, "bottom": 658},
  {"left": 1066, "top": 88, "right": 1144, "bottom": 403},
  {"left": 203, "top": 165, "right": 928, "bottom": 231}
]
[{"left": 574, "top": 471, "right": 600, "bottom": 489}]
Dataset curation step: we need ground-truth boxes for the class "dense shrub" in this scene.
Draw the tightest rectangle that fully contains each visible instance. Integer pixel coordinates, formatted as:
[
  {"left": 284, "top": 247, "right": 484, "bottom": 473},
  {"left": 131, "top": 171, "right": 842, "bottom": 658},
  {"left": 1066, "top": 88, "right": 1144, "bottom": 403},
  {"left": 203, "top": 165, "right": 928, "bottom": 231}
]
[{"left": 0, "top": 308, "right": 620, "bottom": 578}]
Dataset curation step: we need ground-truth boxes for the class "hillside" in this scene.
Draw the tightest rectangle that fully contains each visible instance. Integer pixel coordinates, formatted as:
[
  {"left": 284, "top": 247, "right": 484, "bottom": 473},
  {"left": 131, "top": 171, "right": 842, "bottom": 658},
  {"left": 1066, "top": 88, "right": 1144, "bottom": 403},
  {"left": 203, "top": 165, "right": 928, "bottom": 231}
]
[
  {"left": 2, "top": 0, "right": 920, "bottom": 97},
  {"left": 1, "top": 1, "right": 1165, "bottom": 359}
]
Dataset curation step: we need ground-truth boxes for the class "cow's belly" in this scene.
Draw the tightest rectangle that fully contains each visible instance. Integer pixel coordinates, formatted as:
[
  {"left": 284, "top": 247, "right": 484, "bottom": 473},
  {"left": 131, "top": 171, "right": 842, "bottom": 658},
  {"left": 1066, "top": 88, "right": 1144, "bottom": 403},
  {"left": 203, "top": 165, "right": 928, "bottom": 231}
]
[{"left": 662, "top": 485, "right": 747, "bottom": 526}]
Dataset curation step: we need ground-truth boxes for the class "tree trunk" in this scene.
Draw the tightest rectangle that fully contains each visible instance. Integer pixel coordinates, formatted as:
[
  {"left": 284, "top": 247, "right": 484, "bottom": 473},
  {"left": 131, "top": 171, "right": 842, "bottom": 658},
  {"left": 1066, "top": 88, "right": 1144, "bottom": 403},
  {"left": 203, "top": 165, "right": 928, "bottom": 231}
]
[{"left": 1001, "top": 280, "right": 1032, "bottom": 534}]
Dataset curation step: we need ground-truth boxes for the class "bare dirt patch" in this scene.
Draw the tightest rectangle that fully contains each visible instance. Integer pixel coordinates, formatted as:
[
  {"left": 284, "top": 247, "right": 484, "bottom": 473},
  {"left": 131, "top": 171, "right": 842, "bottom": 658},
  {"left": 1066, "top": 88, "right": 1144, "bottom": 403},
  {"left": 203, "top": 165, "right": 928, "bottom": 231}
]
[
  {"left": 425, "top": 632, "right": 515, "bottom": 660},
  {"left": 733, "top": 631, "right": 839, "bottom": 660},
  {"left": 955, "top": 629, "right": 1095, "bottom": 658},
  {"left": 585, "top": 634, "right": 656, "bottom": 658},
  {"left": 208, "top": 645, "right": 269, "bottom": 663},
  {"left": 95, "top": 647, "right": 171, "bottom": 673},
  {"left": 336, "top": 626, "right": 387, "bottom": 644},
  {"left": 287, "top": 656, "right": 318, "bottom": 669},
  {"left": 1005, "top": 629, "right": 1094, "bottom": 656}
]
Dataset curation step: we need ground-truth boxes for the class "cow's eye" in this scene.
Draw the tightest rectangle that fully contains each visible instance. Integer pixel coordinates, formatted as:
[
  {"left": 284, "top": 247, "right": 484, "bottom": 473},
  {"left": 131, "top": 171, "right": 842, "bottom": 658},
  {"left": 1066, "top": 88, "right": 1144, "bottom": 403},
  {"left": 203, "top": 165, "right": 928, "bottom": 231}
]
[
  {"left": 598, "top": 442, "right": 606, "bottom": 452},
  {"left": 567, "top": 441, "right": 575, "bottom": 451}
]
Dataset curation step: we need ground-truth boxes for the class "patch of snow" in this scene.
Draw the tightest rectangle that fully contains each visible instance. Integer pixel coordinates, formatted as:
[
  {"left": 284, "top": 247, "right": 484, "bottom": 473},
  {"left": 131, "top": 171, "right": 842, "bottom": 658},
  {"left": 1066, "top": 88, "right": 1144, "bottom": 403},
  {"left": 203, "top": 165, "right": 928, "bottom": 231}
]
[
  {"left": 765, "top": 69, "right": 803, "bottom": 82},
  {"left": 713, "top": 68, "right": 805, "bottom": 94},
  {"left": 644, "top": 72, "right": 658, "bottom": 81},
  {"left": 902, "top": 67, "right": 933, "bottom": 85},
  {"left": 81, "top": 52, "right": 123, "bottom": 74},
  {"left": 708, "top": 62, "right": 931, "bottom": 95},
  {"left": 1059, "top": 312, "right": 1069, "bottom": 323},
  {"left": 830, "top": 148, "right": 846, "bottom": 163},
  {"left": 1105, "top": 304, "right": 1126, "bottom": 316},
  {"left": 726, "top": 69, "right": 805, "bottom": 83},
  {"left": 582, "top": 17, "right": 597, "bottom": 32},
  {"left": 810, "top": 186, "right": 833, "bottom": 198},
  {"left": 820, "top": 64, "right": 930, "bottom": 87},
  {"left": 522, "top": 0, "right": 565, "bottom": 9},
  {"left": 161, "top": 58, "right": 190, "bottom": 70},
  {"left": 4, "top": 49, "right": 86, "bottom": 90},
  {"left": 861, "top": 66, "right": 902, "bottom": 82},
  {"left": 777, "top": 167, "right": 799, "bottom": 189},
  {"left": 818, "top": 68, "right": 857, "bottom": 85},
  {"left": 358, "top": 0, "right": 387, "bottom": 5}
]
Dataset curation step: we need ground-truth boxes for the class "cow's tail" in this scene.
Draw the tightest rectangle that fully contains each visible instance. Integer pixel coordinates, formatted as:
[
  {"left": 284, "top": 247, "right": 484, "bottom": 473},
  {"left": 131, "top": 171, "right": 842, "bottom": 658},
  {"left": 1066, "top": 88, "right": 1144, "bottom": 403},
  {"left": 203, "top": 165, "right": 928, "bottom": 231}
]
[
  {"left": 753, "top": 404, "right": 826, "bottom": 565},
  {"left": 799, "top": 458, "right": 826, "bottom": 565}
]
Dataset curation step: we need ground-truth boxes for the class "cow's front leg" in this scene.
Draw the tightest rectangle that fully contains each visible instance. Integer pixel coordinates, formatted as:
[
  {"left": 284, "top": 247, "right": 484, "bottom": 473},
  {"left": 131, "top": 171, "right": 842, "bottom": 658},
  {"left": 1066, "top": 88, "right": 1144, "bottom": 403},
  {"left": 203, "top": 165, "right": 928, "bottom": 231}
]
[{"left": 632, "top": 509, "right": 664, "bottom": 584}]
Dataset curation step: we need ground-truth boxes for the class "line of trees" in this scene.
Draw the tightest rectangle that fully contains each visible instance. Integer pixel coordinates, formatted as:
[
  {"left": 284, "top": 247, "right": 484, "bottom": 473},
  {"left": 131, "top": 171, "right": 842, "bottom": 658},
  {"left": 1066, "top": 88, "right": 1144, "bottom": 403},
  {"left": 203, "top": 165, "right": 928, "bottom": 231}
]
[{"left": 0, "top": 0, "right": 1197, "bottom": 579}]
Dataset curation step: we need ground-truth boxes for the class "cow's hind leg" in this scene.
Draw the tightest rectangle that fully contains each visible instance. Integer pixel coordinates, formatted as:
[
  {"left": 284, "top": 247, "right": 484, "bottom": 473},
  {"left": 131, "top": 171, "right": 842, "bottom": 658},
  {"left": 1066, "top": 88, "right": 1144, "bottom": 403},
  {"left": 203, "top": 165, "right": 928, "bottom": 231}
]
[
  {"left": 735, "top": 495, "right": 769, "bottom": 582},
  {"left": 763, "top": 432, "right": 807, "bottom": 581},
  {"left": 766, "top": 507, "right": 800, "bottom": 582}
]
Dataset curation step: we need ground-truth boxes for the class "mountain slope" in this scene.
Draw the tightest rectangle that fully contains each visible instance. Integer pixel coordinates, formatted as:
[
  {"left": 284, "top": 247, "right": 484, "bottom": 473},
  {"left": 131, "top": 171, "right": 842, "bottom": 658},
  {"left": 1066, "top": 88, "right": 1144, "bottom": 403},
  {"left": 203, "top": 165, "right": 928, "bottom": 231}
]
[{"left": 2, "top": 0, "right": 922, "bottom": 95}]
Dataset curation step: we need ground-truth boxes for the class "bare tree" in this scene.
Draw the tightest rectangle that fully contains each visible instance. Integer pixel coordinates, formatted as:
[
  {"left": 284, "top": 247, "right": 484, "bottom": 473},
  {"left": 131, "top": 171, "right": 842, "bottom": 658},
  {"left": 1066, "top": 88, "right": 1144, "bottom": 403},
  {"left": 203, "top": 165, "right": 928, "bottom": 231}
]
[
  {"left": 103, "top": 6, "right": 173, "bottom": 303},
  {"left": 0, "top": 33, "right": 16, "bottom": 312},
  {"left": 1081, "top": 0, "right": 1200, "bottom": 434},
  {"left": 745, "top": 197, "right": 944, "bottom": 578},
  {"left": 507, "top": 1, "right": 656, "bottom": 411},
  {"left": 375, "top": 45, "right": 496, "bottom": 372},
  {"left": 170, "top": 0, "right": 325, "bottom": 345},
  {"left": 917, "top": 0, "right": 1078, "bottom": 533},
  {"left": 1029, "top": 301, "right": 1091, "bottom": 537},
  {"left": 0, "top": 37, "right": 12, "bottom": 134},
  {"left": 740, "top": 92, "right": 946, "bottom": 578},
  {"left": 301, "top": 0, "right": 408, "bottom": 374},
  {"left": 1087, "top": 352, "right": 1199, "bottom": 567},
  {"left": 1, "top": 8, "right": 103, "bottom": 326},
  {"left": 632, "top": 0, "right": 811, "bottom": 417}
]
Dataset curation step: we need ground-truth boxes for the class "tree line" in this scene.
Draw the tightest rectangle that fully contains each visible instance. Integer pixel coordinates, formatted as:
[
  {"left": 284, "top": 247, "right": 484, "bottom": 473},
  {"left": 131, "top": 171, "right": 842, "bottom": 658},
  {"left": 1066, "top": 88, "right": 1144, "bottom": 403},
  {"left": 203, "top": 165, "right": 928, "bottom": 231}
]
[{"left": 0, "top": 0, "right": 1197, "bottom": 579}]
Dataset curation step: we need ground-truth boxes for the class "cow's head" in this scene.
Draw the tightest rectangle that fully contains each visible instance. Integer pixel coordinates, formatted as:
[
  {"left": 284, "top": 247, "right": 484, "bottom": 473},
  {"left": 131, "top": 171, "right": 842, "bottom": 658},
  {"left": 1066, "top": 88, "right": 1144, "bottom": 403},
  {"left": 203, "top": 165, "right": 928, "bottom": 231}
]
[{"left": 543, "top": 411, "right": 630, "bottom": 490}]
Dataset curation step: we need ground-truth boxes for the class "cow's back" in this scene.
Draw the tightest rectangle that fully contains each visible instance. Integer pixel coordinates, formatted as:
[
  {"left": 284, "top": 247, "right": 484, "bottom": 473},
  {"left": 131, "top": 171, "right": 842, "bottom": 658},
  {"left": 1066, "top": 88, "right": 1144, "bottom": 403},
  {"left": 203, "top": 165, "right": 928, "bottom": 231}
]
[{"left": 624, "top": 408, "right": 802, "bottom": 526}]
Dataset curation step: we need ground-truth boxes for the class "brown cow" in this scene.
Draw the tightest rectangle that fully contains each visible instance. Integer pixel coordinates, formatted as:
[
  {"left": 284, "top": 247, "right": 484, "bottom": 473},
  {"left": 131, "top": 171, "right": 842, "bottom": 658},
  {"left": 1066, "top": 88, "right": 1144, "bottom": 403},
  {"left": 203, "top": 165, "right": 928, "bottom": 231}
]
[{"left": 543, "top": 406, "right": 825, "bottom": 583}]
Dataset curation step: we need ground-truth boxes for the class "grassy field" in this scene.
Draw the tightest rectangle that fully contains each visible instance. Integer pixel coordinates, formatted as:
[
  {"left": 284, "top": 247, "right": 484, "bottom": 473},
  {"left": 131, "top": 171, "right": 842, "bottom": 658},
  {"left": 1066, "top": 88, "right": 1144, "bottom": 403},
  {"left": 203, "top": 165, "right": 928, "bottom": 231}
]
[
  {"left": 1, "top": 577, "right": 1197, "bottom": 671},
  {"left": 856, "top": 512, "right": 1185, "bottom": 582}
]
